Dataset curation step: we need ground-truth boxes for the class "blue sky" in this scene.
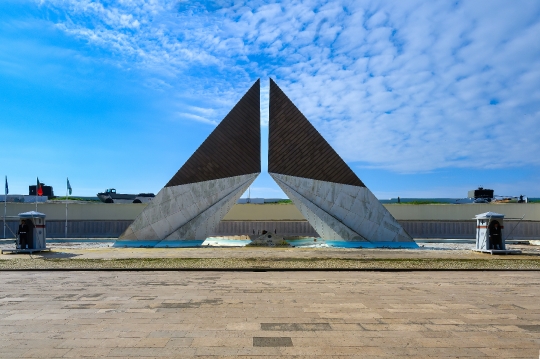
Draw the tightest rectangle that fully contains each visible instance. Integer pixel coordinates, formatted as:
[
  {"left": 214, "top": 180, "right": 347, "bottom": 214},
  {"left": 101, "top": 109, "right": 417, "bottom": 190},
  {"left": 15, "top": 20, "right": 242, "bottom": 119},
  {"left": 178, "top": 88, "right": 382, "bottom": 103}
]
[{"left": 1, "top": 0, "right": 540, "bottom": 199}]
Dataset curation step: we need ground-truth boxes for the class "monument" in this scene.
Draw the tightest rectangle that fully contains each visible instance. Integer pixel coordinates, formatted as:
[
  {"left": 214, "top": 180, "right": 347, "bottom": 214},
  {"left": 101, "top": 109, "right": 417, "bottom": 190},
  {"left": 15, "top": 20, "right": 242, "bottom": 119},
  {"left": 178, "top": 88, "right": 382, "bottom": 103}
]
[
  {"left": 119, "top": 80, "right": 261, "bottom": 241},
  {"left": 268, "top": 79, "right": 413, "bottom": 244},
  {"left": 119, "top": 78, "right": 413, "bottom": 245}
]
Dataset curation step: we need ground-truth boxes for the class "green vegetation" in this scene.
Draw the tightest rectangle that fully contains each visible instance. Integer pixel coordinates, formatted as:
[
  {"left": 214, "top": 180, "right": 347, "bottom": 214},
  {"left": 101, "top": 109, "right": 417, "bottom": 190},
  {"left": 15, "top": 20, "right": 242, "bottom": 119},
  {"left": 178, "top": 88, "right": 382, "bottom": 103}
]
[
  {"left": 49, "top": 197, "right": 100, "bottom": 202},
  {"left": 397, "top": 200, "right": 444, "bottom": 205},
  {"left": 273, "top": 199, "right": 293, "bottom": 204}
]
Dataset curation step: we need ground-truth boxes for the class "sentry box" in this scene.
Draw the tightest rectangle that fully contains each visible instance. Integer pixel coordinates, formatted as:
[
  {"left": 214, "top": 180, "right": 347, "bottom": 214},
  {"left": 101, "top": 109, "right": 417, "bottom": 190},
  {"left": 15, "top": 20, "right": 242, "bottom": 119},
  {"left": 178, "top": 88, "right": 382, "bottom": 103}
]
[
  {"left": 1, "top": 211, "right": 51, "bottom": 254},
  {"left": 473, "top": 212, "right": 521, "bottom": 255}
]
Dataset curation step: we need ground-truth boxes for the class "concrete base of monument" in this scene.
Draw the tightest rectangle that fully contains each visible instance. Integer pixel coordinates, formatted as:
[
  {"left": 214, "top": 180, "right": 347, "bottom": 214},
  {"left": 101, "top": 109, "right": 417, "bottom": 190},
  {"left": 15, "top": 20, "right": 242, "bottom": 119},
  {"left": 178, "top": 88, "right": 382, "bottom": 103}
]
[
  {"left": 113, "top": 240, "right": 205, "bottom": 248},
  {"left": 112, "top": 237, "right": 419, "bottom": 248},
  {"left": 246, "top": 234, "right": 291, "bottom": 247},
  {"left": 282, "top": 239, "right": 419, "bottom": 249},
  {"left": 322, "top": 240, "right": 419, "bottom": 249}
]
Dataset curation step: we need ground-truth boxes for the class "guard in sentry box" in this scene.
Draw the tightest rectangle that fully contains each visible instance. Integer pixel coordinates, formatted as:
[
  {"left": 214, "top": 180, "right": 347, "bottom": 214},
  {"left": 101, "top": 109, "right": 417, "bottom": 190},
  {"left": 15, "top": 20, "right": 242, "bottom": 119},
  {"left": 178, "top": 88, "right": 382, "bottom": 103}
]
[{"left": 17, "top": 219, "right": 29, "bottom": 249}]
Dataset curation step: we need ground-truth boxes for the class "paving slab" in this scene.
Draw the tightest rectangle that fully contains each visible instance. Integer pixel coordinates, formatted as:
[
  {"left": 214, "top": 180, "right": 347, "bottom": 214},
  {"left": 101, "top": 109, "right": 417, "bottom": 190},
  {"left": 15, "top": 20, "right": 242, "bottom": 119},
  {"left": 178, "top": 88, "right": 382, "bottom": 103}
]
[{"left": 0, "top": 271, "right": 539, "bottom": 358}]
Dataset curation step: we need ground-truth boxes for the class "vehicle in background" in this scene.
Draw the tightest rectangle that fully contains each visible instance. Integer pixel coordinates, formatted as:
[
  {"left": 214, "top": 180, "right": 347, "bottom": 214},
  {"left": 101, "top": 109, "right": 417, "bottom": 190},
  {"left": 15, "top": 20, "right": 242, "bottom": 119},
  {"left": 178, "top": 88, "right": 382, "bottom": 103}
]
[
  {"left": 97, "top": 189, "right": 155, "bottom": 204},
  {"left": 465, "top": 187, "right": 528, "bottom": 204},
  {"left": 492, "top": 195, "right": 528, "bottom": 203},
  {"left": 468, "top": 187, "right": 494, "bottom": 203}
]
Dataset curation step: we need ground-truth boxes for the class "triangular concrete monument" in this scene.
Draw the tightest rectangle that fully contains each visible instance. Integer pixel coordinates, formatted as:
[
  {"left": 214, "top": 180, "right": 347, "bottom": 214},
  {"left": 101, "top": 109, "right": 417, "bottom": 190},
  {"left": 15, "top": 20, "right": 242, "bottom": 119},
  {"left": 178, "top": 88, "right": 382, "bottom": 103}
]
[
  {"left": 120, "top": 80, "right": 261, "bottom": 241},
  {"left": 268, "top": 79, "right": 412, "bottom": 243}
]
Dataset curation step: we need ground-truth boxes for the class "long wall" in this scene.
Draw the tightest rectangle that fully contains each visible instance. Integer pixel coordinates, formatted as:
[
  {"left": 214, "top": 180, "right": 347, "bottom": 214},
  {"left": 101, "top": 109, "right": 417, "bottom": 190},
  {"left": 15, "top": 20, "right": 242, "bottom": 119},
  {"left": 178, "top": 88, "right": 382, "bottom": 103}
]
[
  {"left": 385, "top": 203, "right": 540, "bottom": 221},
  {"left": 2, "top": 202, "right": 144, "bottom": 221},
  {"left": 2, "top": 202, "right": 539, "bottom": 239},
  {"left": 4, "top": 202, "right": 539, "bottom": 221}
]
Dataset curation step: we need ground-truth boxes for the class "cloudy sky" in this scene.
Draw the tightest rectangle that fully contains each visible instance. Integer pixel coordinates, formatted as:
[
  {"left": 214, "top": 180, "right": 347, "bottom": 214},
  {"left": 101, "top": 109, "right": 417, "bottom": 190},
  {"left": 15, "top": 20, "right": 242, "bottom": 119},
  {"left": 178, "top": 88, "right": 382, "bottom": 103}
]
[{"left": 1, "top": 0, "right": 539, "bottom": 199}]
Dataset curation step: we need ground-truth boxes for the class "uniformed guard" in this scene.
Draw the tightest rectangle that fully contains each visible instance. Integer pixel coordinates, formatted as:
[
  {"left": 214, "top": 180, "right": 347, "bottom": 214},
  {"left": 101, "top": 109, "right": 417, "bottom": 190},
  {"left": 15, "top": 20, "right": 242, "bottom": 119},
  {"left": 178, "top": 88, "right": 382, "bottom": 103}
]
[
  {"left": 17, "top": 220, "right": 28, "bottom": 249},
  {"left": 490, "top": 221, "right": 502, "bottom": 250}
]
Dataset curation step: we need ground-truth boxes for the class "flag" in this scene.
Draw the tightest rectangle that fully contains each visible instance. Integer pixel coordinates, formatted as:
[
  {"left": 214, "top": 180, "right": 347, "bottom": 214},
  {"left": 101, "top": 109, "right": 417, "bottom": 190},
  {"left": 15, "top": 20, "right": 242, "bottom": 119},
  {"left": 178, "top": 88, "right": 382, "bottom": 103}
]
[
  {"left": 37, "top": 177, "right": 43, "bottom": 196},
  {"left": 67, "top": 178, "right": 72, "bottom": 196},
  {"left": 4, "top": 176, "right": 7, "bottom": 195}
]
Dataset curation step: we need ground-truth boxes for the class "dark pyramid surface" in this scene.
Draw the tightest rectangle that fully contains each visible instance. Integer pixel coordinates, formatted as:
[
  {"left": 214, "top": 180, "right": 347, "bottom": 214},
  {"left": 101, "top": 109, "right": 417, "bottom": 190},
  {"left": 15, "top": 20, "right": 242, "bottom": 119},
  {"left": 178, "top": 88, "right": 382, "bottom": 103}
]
[
  {"left": 268, "top": 79, "right": 365, "bottom": 187},
  {"left": 166, "top": 79, "right": 260, "bottom": 187}
]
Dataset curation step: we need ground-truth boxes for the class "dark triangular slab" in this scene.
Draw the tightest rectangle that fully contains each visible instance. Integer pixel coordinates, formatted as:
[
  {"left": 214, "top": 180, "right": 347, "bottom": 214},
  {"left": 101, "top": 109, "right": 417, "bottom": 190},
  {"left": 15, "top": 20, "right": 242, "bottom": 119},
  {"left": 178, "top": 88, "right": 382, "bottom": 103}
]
[
  {"left": 268, "top": 79, "right": 364, "bottom": 187},
  {"left": 166, "top": 79, "right": 261, "bottom": 187}
]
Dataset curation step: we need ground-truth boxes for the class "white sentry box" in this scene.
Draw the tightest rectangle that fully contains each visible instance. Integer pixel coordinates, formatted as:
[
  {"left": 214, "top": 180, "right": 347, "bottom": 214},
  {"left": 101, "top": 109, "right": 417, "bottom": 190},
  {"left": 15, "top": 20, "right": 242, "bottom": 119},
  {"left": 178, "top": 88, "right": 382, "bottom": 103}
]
[
  {"left": 473, "top": 212, "right": 520, "bottom": 255},
  {"left": 1, "top": 211, "right": 50, "bottom": 254}
]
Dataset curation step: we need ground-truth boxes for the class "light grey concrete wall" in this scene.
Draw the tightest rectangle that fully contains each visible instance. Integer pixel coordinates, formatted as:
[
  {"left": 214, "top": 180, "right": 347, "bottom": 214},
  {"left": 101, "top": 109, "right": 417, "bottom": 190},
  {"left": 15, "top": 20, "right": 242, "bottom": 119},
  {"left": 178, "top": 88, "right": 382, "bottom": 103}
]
[
  {"left": 3, "top": 219, "right": 538, "bottom": 239},
  {"left": 122, "top": 173, "right": 259, "bottom": 240},
  {"left": 211, "top": 221, "right": 319, "bottom": 237},
  {"left": 271, "top": 173, "right": 412, "bottom": 242},
  {"left": 400, "top": 220, "right": 540, "bottom": 240},
  {"left": 3, "top": 220, "right": 132, "bottom": 239},
  {"left": 162, "top": 175, "right": 257, "bottom": 241}
]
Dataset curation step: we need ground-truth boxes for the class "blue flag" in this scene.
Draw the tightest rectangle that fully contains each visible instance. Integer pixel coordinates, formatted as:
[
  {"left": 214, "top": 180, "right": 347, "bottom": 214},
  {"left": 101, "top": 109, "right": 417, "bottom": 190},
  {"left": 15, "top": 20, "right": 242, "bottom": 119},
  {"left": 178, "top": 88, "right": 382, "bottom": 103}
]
[
  {"left": 4, "top": 176, "right": 7, "bottom": 195},
  {"left": 67, "top": 178, "right": 72, "bottom": 196}
]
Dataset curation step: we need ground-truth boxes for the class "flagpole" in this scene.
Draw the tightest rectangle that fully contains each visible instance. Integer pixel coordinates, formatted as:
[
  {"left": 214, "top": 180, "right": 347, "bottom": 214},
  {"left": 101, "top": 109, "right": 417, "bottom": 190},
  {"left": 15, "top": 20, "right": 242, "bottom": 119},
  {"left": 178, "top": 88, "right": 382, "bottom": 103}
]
[
  {"left": 3, "top": 196, "right": 6, "bottom": 239},
  {"left": 3, "top": 176, "right": 6, "bottom": 239},
  {"left": 65, "top": 179, "right": 68, "bottom": 238},
  {"left": 35, "top": 178, "right": 38, "bottom": 212}
]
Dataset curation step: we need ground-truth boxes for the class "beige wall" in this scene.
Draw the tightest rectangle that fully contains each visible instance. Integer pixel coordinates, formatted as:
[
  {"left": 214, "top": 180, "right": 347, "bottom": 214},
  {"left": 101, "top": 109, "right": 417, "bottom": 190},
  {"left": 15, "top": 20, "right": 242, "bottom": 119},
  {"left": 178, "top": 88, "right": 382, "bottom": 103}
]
[
  {"left": 385, "top": 203, "right": 540, "bottom": 221},
  {"left": 3, "top": 202, "right": 540, "bottom": 222},
  {"left": 225, "top": 203, "right": 540, "bottom": 221},
  {"left": 222, "top": 204, "right": 306, "bottom": 221},
  {"left": 3, "top": 202, "right": 145, "bottom": 221}
]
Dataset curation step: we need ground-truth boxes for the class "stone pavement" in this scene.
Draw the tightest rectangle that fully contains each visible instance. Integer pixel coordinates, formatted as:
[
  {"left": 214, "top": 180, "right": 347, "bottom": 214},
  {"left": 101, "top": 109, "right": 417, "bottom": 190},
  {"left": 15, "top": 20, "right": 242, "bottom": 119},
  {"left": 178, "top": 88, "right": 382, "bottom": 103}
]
[{"left": 0, "top": 271, "right": 539, "bottom": 358}]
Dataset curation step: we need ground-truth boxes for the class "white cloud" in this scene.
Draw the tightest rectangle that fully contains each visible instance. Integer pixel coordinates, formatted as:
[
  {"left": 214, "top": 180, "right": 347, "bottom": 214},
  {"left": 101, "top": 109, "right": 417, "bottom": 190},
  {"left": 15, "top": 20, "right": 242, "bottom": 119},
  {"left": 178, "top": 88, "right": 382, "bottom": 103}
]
[
  {"left": 35, "top": 0, "right": 540, "bottom": 173},
  {"left": 176, "top": 112, "right": 218, "bottom": 126}
]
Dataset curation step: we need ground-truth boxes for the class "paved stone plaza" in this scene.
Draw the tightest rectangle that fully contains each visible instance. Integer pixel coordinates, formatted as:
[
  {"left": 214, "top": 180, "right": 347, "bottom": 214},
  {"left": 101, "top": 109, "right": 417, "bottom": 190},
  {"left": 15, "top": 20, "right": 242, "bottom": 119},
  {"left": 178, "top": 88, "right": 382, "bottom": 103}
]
[{"left": 0, "top": 271, "right": 539, "bottom": 358}]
